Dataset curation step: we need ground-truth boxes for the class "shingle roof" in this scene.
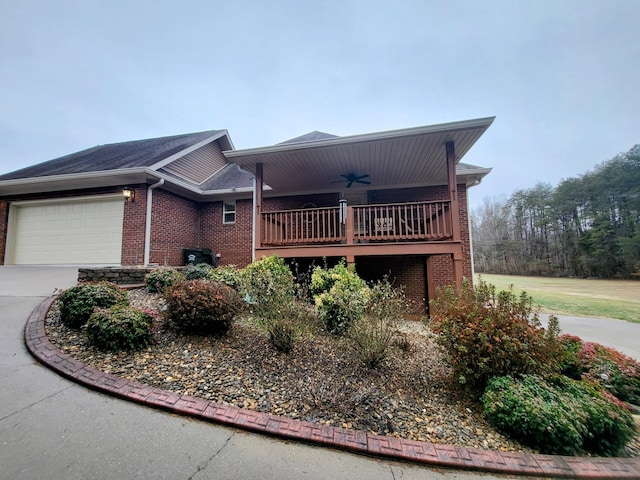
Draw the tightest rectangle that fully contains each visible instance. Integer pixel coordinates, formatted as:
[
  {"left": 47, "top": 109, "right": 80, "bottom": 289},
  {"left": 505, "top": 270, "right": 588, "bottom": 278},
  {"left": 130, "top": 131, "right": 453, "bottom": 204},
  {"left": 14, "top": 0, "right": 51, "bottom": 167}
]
[
  {"left": 199, "top": 163, "right": 255, "bottom": 191},
  {"left": 277, "top": 131, "right": 339, "bottom": 145},
  {"left": 0, "top": 130, "right": 222, "bottom": 180}
]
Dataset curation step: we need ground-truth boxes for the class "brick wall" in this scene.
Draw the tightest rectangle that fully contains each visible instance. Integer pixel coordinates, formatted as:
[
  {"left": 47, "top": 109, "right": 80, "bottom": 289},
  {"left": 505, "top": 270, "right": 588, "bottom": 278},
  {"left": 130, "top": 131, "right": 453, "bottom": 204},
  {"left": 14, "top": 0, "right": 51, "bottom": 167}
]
[
  {"left": 200, "top": 199, "right": 253, "bottom": 267},
  {"left": 263, "top": 193, "right": 340, "bottom": 211},
  {"left": 148, "top": 190, "right": 201, "bottom": 266},
  {"left": 121, "top": 185, "right": 147, "bottom": 265},
  {"left": 368, "top": 185, "right": 449, "bottom": 204},
  {"left": 355, "top": 255, "right": 427, "bottom": 310}
]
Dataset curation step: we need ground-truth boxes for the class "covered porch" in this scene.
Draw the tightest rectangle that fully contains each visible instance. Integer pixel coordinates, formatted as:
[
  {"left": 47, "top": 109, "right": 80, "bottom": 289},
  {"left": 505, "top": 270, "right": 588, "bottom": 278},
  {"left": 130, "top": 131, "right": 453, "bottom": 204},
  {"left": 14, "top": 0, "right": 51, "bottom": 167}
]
[{"left": 225, "top": 117, "right": 493, "bottom": 291}]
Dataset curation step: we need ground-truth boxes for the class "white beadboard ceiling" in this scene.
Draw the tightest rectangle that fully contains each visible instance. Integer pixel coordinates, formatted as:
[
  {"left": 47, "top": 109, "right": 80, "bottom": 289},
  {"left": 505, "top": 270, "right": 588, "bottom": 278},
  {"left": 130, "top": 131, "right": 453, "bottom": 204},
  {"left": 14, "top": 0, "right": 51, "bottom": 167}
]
[{"left": 225, "top": 117, "right": 494, "bottom": 194}]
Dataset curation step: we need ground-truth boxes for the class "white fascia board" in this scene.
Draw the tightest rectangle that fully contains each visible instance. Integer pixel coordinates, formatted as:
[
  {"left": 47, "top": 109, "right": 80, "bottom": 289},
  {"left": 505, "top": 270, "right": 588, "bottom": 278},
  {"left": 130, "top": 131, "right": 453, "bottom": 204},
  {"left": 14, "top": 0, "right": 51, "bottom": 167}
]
[
  {"left": 0, "top": 167, "right": 151, "bottom": 194},
  {"left": 149, "top": 130, "right": 233, "bottom": 171},
  {"left": 224, "top": 117, "right": 495, "bottom": 159}
]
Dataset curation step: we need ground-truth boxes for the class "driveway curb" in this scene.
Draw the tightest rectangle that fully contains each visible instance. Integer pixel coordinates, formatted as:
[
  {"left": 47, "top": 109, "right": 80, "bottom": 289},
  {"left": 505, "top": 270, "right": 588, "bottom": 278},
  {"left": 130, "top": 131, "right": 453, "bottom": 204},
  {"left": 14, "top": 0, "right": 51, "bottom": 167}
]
[{"left": 25, "top": 296, "right": 640, "bottom": 479}]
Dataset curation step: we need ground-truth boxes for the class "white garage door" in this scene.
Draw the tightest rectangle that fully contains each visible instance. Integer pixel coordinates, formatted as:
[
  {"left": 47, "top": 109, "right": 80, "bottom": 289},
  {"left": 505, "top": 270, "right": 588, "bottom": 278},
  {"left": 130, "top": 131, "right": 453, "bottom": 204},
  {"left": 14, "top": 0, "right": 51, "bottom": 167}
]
[{"left": 9, "top": 196, "right": 124, "bottom": 265}]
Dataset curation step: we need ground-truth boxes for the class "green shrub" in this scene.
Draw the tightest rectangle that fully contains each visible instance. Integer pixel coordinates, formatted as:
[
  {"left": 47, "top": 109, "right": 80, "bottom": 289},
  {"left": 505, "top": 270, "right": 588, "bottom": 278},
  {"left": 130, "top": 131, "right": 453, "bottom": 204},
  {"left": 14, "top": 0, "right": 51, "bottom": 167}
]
[
  {"left": 482, "top": 375, "right": 636, "bottom": 456},
  {"left": 183, "top": 263, "right": 215, "bottom": 280},
  {"left": 429, "top": 279, "right": 561, "bottom": 394},
  {"left": 556, "top": 334, "right": 584, "bottom": 379},
  {"left": 86, "top": 305, "right": 155, "bottom": 351},
  {"left": 310, "top": 260, "right": 350, "bottom": 297},
  {"left": 577, "top": 341, "right": 640, "bottom": 405},
  {"left": 164, "top": 279, "right": 243, "bottom": 335},
  {"left": 208, "top": 264, "right": 243, "bottom": 291},
  {"left": 314, "top": 264, "right": 369, "bottom": 335},
  {"left": 349, "top": 279, "right": 410, "bottom": 368},
  {"left": 145, "top": 267, "right": 184, "bottom": 293},
  {"left": 241, "top": 255, "right": 296, "bottom": 323},
  {"left": 58, "top": 282, "right": 128, "bottom": 329}
]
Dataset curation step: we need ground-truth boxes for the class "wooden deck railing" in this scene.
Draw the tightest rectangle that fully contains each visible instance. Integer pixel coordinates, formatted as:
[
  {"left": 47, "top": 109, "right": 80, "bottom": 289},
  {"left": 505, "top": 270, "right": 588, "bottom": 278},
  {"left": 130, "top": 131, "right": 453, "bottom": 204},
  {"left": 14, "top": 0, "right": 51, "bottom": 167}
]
[
  {"left": 260, "top": 201, "right": 452, "bottom": 247},
  {"left": 261, "top": 206, "right": 344, "bottom": 246}
]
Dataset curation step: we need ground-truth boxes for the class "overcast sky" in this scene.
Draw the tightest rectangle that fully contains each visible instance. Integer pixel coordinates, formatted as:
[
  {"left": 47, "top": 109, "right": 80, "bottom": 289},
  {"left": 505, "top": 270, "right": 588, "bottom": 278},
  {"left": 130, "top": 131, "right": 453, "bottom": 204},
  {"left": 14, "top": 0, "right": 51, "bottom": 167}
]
[{"left": 1, "top": 0, "right": 638, "bottom": 208}]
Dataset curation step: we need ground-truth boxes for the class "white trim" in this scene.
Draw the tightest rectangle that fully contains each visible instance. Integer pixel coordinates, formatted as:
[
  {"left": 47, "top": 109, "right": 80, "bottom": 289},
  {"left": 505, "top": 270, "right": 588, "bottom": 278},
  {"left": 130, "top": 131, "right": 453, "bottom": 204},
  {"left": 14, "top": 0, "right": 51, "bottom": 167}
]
[
  {"left": 252, "top": 177, "right": 256, "bottom": 261},
  {"left": 6, "top": 195, "right": 124, "bottom": 265},
  {"left": 224, "top": 117, "right": 495, "bottom": 158},
  {"left": 9, "top": 193, "right": 123, "bottom": 207},
  {"left": 144, "top": 179, "right": 165, "bottom": 265},
  {"left": 222, "top": 200, "right": 236, "bottom": 224},
  {"left": 149, "top": 131, "right": 230, "bottom": 170},
  {"left": 467, "top": 191, "right": 476, "bottom": 279},
  {"left": 6, "top": 194, "right": 124, "bottom": 264}
]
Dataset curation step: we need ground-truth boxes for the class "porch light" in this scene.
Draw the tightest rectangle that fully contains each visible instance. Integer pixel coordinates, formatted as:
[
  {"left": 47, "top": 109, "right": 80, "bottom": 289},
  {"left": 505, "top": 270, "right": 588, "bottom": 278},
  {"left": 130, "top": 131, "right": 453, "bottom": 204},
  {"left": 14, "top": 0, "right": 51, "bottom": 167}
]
[{"left": 122, "top": 187, "right": 135, "bottom": 203}]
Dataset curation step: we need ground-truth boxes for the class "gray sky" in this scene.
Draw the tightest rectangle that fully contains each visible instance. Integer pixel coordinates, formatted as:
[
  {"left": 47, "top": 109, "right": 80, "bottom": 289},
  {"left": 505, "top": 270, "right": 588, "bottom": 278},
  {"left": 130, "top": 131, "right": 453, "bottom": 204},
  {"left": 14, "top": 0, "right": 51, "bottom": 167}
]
[{"left": 1, "top": 0, "right": 638, "bottom": 208}]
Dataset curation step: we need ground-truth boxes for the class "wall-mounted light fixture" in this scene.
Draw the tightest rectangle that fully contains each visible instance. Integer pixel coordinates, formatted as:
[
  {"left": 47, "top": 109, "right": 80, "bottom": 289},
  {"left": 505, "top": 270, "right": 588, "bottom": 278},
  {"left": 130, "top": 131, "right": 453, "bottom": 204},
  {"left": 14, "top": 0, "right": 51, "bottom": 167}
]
[{"left": 122, "top": 187, "right": 135, "bottom": 203}]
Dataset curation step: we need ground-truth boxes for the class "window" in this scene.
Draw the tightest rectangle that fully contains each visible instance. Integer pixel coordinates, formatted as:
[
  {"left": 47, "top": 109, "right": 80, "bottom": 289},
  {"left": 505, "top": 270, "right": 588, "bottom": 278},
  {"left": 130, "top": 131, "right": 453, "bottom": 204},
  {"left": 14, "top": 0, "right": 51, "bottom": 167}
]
[{"left": 223, "top": 201, "right": 236, "bottom": 224}]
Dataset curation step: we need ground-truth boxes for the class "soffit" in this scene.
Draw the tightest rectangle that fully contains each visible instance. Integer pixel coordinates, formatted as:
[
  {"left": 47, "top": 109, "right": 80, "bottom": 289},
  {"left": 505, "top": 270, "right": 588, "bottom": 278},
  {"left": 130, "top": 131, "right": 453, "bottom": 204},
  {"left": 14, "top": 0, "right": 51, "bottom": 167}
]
[{"left": 225, "top": 117, "right": 494, "bottom": 193}]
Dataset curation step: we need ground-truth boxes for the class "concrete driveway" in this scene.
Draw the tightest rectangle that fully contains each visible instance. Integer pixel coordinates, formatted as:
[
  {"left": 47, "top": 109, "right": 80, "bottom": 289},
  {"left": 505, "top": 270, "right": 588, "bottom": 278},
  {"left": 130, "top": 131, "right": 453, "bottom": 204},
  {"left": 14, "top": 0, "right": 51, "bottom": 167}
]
[
  {"left": 550, "top": 315, "right": 640, "bottom": 360},
  {"left": 1, "top": 266, "right": 529, "bottom": 480}
]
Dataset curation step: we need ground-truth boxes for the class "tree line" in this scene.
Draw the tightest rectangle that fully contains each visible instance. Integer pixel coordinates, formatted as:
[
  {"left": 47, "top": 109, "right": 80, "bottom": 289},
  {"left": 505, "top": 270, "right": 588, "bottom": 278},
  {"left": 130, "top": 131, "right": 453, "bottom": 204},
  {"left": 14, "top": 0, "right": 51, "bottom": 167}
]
[{"left": 471, "top": 144, "right": 640, "bottom": 279}]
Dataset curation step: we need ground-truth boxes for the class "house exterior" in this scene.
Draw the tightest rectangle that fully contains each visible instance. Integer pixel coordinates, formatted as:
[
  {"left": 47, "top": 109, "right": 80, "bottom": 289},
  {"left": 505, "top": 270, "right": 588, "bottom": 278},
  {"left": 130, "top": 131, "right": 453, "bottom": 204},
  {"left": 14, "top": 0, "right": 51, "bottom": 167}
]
[{"left": 0, "top": 117, "right": 493, "bottom": 307}]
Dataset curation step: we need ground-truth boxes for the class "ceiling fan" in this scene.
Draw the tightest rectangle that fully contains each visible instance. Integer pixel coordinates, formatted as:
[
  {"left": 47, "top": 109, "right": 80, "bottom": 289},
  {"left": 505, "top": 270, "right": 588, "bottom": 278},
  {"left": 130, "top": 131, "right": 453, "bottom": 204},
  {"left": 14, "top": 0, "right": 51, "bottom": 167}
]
[{"left": 332, "top": 172, "right": 371, "bottom": 188}]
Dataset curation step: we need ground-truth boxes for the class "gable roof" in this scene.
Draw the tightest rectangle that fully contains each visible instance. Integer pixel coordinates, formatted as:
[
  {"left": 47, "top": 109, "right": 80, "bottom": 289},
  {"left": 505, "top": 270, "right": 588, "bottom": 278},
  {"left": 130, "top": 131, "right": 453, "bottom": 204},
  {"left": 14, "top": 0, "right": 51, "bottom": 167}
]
[
  {"left": 277, "top": 131, "right": 340, "bottom": 145},
  {"left": 0, "top": 130, "right": 225, "bottom": 181},
  {"left": 0, "top": 118, "right": 493, "bottom": 199}
]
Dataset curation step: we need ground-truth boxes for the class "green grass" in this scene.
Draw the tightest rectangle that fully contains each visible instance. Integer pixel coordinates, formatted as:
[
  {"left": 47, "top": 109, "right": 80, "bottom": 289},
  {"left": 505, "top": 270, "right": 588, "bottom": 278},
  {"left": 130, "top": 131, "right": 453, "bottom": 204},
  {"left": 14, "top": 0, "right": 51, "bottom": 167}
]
[{"left": 477, "top": 274, "right": 640, "bottom": 324}]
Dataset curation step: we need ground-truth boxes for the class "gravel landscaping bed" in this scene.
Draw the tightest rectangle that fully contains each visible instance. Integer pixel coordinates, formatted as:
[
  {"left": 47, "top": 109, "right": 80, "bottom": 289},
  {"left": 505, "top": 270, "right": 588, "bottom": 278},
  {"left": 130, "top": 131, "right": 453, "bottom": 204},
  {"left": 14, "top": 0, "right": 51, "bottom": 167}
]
[{"left": 44, "top": 289, "right": 639, "bottom": 457}]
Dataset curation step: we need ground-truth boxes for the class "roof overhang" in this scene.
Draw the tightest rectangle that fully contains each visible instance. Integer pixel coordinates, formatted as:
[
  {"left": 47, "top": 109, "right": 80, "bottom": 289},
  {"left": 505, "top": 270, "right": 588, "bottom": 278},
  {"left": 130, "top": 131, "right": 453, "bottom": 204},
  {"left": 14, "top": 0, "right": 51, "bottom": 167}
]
[
  {"left": 0, "top": 168, "right": 255, "bottom": 201},
  {"left": 225, "top": 117, "right": 494, "bottom": 194}
]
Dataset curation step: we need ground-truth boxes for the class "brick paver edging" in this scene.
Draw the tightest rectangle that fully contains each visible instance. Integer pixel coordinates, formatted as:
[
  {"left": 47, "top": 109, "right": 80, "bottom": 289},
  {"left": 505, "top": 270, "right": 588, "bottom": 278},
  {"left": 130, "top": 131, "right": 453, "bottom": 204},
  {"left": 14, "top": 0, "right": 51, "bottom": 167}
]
[{"left": 25, "top": 296, "right": 640, "bottom": 479}]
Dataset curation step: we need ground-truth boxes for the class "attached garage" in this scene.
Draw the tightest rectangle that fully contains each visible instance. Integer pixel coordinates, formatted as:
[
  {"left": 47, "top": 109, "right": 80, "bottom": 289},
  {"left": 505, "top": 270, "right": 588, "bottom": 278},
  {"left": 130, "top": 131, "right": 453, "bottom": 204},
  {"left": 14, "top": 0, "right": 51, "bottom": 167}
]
[{"left": 6, "top": 195, "right": 124, "bottom": 265}]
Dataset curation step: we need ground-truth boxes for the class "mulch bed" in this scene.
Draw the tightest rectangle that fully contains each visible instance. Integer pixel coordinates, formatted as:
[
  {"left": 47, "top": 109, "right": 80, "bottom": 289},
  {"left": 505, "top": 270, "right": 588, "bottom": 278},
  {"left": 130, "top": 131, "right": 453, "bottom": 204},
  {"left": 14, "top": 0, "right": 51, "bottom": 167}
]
[{"left": 44, "top": 289, "right": 639, "bottom": 457}]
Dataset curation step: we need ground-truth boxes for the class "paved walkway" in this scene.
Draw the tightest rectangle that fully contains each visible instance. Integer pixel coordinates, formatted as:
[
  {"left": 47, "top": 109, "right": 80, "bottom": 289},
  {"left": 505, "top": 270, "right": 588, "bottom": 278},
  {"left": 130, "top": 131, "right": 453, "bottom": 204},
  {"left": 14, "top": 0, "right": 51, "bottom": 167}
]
[{"left": 2, "top": 266, "right": 640, "bottom": 479}]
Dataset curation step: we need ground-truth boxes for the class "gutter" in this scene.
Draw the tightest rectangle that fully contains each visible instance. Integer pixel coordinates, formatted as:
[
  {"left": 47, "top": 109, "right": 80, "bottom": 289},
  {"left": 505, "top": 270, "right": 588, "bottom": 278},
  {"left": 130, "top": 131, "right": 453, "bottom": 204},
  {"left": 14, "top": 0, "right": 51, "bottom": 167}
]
[{"left": 144, "top": 178, "right": 165, "bottom": 266}]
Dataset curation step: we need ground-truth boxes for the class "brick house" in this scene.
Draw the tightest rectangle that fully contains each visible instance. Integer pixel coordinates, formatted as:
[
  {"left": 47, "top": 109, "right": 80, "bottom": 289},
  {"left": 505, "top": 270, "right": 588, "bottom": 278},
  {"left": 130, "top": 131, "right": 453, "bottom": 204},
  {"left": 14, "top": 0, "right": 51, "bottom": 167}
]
[{"left": 0, "top": 117, "right": 493, "bottom": 307}]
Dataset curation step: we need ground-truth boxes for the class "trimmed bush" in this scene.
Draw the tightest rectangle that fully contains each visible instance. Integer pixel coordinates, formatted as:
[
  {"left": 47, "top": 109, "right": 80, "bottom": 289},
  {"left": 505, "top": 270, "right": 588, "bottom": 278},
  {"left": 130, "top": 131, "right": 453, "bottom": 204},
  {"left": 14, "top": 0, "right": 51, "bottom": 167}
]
[
  {"left": 58, "top": 282, "right": 128, "bottom": 329},
  {"left": 208, "top": 264, "right": 243, "bottom": 291},
  {"left": 429, "top": 279, "right": 561, "bottom": 394},
  {"left": 183, "top": 263, "right": 215, "bottom": 280},
  {"left": 556, "top": 334, "right": 640, "bottom": 405},
  {"left": 482, "top": 375, "right": 636, "bottom": 456},
  {"left": 164, "top": 279, "right": 243, "bottom": 335},
  {"left": 313, "top": 262, "right": 369, "bottom": 335},
  {"left": 241, "top": 255, "right": 296, "bottom": 323},
  {"left": 86, "top": 305, "right": 155, "bottom": 351},
  {"left": 145, "top": 267, "right": 184, "bottom": 293},
  {"left": 349, "top": 279, "right": 410, "bottom": 368},
  {"left": 310, "top": 260, "right": 351, "bottom": 297},
  {"left": 578, "top": 341, "right": 640, "bottom": 405},
  {"left": 556, "top": 334, "right": 584, "bottom": 379}
]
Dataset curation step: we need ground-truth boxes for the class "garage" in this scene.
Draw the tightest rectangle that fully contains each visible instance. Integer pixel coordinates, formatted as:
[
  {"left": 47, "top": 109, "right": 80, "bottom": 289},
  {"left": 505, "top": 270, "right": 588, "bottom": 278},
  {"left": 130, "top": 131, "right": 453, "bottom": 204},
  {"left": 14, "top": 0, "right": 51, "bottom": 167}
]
[{"left": 7, "top": 195, "right": 124, "bottom": 265}]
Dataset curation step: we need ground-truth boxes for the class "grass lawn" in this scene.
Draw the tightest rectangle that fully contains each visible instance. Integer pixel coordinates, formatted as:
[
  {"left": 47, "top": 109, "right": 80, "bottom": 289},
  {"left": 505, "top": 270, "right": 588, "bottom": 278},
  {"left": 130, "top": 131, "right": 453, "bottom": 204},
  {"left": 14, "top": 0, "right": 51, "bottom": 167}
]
[{"left": 476, "top": 274, "right": 640, "bottom": 324}]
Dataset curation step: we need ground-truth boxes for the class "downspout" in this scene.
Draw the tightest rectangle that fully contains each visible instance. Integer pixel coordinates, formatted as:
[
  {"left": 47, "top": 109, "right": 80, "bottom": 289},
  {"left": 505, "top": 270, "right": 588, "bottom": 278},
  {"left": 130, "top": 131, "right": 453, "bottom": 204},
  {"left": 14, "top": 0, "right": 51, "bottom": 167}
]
[
  {"left": 467, "top": 187, "right": 476, "bottom": 280},
  {"left": 251, "top": 176, "right": 256, "bottom": 260},
  {"left": 144, "top": 179, "right": 165, "bottom": 266}
]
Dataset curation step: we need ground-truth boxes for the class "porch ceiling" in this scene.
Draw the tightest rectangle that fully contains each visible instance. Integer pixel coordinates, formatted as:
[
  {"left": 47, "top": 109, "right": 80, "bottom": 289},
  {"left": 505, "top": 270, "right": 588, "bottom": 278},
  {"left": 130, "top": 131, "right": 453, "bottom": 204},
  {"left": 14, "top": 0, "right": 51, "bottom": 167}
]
[{"left": 225, "top": 117, "right": 494, "bottom": 194}]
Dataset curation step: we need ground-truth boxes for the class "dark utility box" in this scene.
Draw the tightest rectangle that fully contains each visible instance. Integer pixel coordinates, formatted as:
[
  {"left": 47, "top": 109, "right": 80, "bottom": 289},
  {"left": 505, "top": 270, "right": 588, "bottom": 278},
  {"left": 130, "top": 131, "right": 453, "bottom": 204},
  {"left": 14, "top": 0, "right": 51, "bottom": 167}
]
[{"left": 182, "top": 248, "right": 216, "bottom": 266}]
